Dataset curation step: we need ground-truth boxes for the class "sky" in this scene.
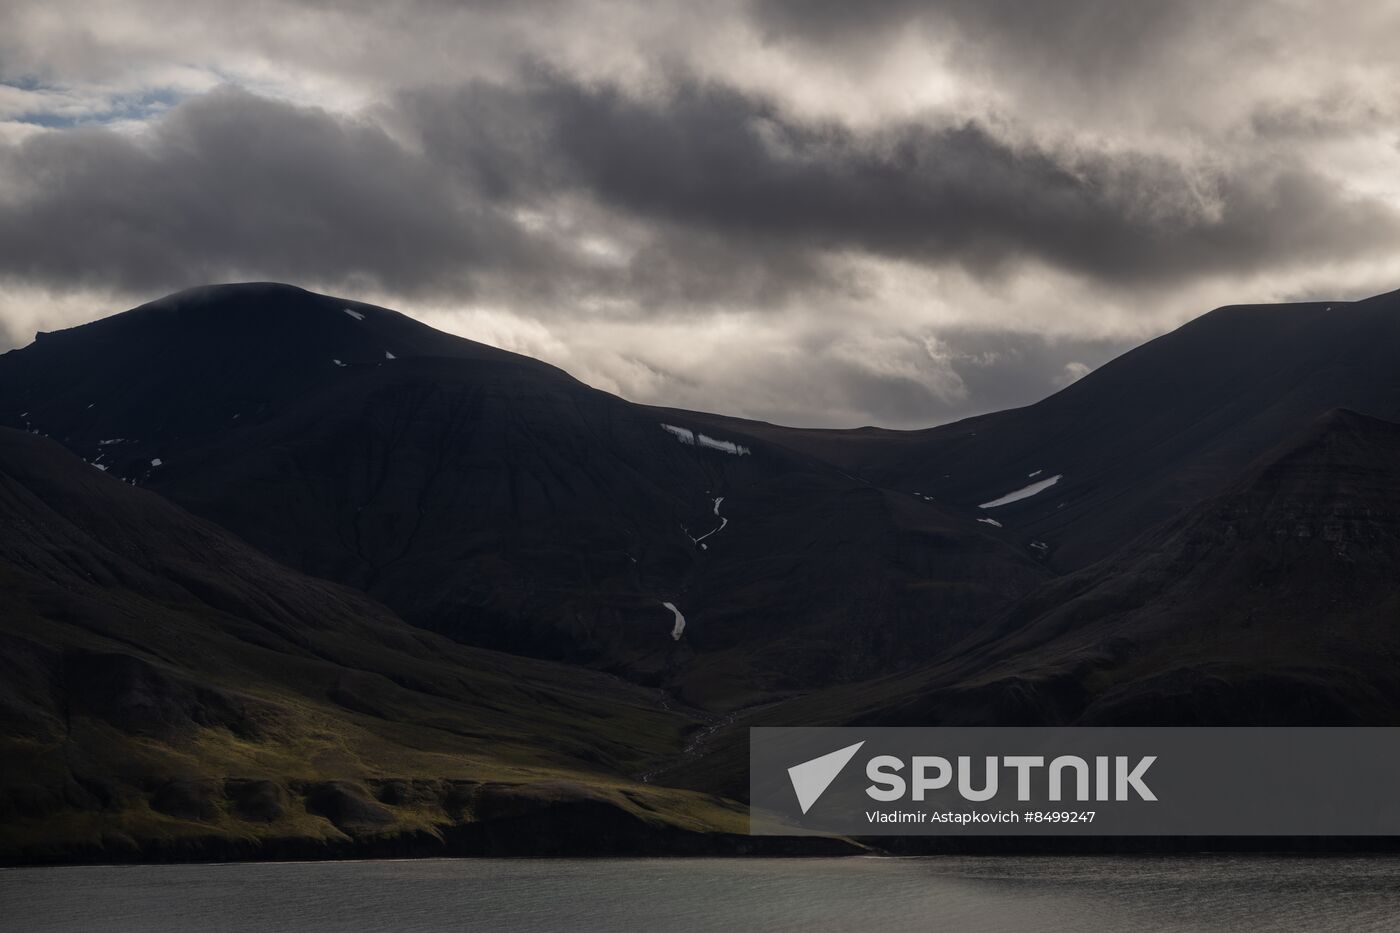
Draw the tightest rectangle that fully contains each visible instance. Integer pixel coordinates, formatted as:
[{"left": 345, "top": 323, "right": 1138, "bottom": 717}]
[{"left": 3, "top": 0, "right": 1399, "bottom": 428}]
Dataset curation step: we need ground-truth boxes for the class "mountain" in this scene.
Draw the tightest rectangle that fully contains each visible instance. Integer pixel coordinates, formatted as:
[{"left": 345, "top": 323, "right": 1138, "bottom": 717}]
[
  {"left": 666, "top": 407, "right": 1400, "bottom": 798},
  {"left": 5, "top": 280, "right": 1400, "bottom": 850},
  {"left": 0, "top": 426, "right": 770, "bottom": 862},
  {"left": 0, "top": 283, "right": 1045, "bottom": 709},
  {"left": 945, "top": 406, "right": 1400, "bottom": 727},
  {"left": 686, "top": 290, "right": 1400, "bottom": 572}
]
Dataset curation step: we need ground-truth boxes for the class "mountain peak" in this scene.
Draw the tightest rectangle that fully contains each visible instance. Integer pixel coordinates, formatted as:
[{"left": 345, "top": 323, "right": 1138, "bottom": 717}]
[
  {"left": 75, "top": 281, "right": 382, "bottom": 335},
  {"left": 0, "top": 284, "right": 580, "bottom": 488},
  {"left": 145, "top": 280, "right": 316, "bottom": 305},
  {"left": 14, "top": 282, "right": 561, "bottom": 375}
]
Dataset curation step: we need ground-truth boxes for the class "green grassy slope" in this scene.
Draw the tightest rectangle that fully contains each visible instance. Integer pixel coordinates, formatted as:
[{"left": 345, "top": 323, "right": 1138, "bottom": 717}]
[{"left": 0, "top": 429, "right": 763, "bottom": 862}]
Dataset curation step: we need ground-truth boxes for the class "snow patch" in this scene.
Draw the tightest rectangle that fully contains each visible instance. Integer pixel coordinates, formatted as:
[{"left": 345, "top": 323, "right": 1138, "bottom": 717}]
[
  {"left": 1028, "top": 470, "right": 1043, "bottom": 478},
  {"left": 659, "top": 424, "right": 750, "bottom": 455},
  {"left": 691, "top": 496, "right": 730, "bottom": 547},
  {"left": 98, "top": 438, "right": 126, "bottom": 446},
  {"left": 661, "top": 423, "right": 695, "bottom": 445},
  {"left": 662, "top": 601, "right": 686, "bottom": 640},
  {"left": 385, "top": 350, "right": 396, "bottom": 360},
  {"left": 92, "top": 463, "right": 108, "bottom": 471},
  {"left": 332, "top": 359, "right": 347, "bottom": 367},
  {"left": 980, "top": 475, "right": 1062, "bottom": 509},
  {"left": 977, "top": 517, "right": 1003, "bottom": 527},
  {"left": 697, "top": 433, "right": 750, "bottom": 455},
  {"left": 342, "top": 308, "right": 365, "bottom": 321},
  {"left": 150, "top": 458, "right": 163, "bottom": 467}
]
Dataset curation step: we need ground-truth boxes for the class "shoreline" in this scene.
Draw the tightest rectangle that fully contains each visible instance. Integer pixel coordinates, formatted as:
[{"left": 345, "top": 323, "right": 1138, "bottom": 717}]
[{"left": 10, "top": 833, "right": 1400, "bottom": 869}]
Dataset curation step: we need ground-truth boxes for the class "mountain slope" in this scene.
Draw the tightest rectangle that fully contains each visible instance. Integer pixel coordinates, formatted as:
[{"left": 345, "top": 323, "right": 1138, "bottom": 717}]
[
  {"left": 0, "top": 427, "right": 762, "bottom": 862},
  {"left": 661, "top": 409, "right": 1400, "bottom": 797},
  {"left": 972, "top": 406, "right": 1400, "bottom": 726},
  {"left": 683, "top": 290, "right": 1400, "bottom": 571},
  {"left": 4, "top": 280, "right": 1400, "bottom": 842},
  {"left": 0, "top": 284, "right": 1045, "bottom": 708},
  {"left": 0, "top": 282, "right": 566, "bottom": 478}
]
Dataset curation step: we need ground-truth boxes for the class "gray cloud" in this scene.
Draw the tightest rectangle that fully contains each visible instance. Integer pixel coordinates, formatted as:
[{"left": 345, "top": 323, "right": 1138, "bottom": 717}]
[
  {"left": 7, "top": 75, "right": 1392, "bottom": 311},
  {"left": 2, "top": 0, "right": 1400, "bottom": 427},
  {"left": 749, "top": 0, "right": 1209, "bottom": 76},
  {"left": 0, "top": 88, "right": 489, "bottom": 295},
  {"left": 447, "top": 73, "right": 1398, "bottom": 286}
]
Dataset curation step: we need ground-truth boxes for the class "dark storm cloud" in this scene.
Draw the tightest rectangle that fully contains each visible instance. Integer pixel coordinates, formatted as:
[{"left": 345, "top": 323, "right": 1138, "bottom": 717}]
[
  {"left": 410, "top": 71, "right": 1400, "bottom": 289},
  {"left": 0, "top": 87, "right": 511, "bottom": 296},
  {"left": 8, "top": 70, "right": 1387, "bottom": 314},
  {"left": 5, "top": 0, "right": 1400, "bottom": 426}
]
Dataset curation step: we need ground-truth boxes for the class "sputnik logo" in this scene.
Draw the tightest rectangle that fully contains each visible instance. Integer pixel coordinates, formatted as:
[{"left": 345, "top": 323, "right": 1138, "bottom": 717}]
[{"left": 787, "top": 741, "right": 865, "bottom": 814}]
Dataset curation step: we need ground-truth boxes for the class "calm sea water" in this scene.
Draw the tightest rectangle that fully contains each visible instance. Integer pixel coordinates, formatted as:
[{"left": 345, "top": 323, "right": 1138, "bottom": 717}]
[{"left": 3, "top": 856, "right": 1398, "bottom": 932}]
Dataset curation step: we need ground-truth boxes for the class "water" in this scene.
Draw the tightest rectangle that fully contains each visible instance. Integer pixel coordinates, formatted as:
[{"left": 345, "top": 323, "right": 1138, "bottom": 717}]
[{"left": 3, "top": 856, "right": 1398, "bottom": 932}]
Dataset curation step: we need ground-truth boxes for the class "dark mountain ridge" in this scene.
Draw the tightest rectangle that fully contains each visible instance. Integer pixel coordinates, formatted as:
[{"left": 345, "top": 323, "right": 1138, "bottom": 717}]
[
  {"left": 888, "top": 404, "right": 1400, "bottom": 722},
  {"left": 0, "top": 426, "right": 762, "bottom": 862},
  {"left": 662, "top": 407, "right": 1400, "bottom": 799},
  {"left": 3, "top": 280, "right": 1400, "bottom": 859},
  {"left": 6, "top": 284, "right": 1397, "bottom": 710},
  {"left": 0, "top": 282, "right": 568, "bottom": 476},
  {"left": 0, "top": 283, "right": 1042, "bottom": 709},
  {"left": 681, "top": 290, "right": 1400, "bottom": 572}
]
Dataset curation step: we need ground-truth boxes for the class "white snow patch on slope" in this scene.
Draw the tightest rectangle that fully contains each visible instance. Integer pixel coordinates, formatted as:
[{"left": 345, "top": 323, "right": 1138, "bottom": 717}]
[
  {"left": 92, "top": 463, "right": 108, "bottom": 471},
  {"left": 659, "top": 424, "right": 750, "bottom": 455},
  {"left": 150, "top": 458, "right": 163, "bottom": 467},
  {"left": 692, "top": 496, "right": 730, "bottom": 547},
  {"left": 979, "top": 474, "right": 1062, "bottom": 509},
  {"left": 1028, "top": 469, "right": 1043, "bottom": 477},
  {"left": 661, "top": 423, "right": 695, "bottom": 445},
  {"left": 385, "top": 350, "right": 396, "bottom": 360},
  {"left": 342, "top": 308, "right": 365, "bottom": 321},
  {"left": 332, "top": 359, "right": 347, "bottom": 367},
  {"left": 977, "top": 517, "right": 1003, "bottom": 527},
  {"left": 98, "top": 438, "right": 126, "bottom": 446},
  {"left": 662, "top": 601, "right": 686, "bottom": 640},
  {"left": 697, "top": 433, "right": 750, "bottom": 455}
]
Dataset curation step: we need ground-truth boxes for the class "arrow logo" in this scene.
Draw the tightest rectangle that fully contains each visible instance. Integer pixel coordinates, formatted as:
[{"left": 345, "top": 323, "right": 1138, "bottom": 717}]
[{"left": 787, "top": 741, "right": 865, "bottom": 814}]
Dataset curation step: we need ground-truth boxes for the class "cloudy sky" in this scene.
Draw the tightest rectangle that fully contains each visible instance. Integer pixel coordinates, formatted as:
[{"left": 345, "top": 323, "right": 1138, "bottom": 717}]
[{"left": 3, "top": 0, "right": 1399, "bottom": 427}]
